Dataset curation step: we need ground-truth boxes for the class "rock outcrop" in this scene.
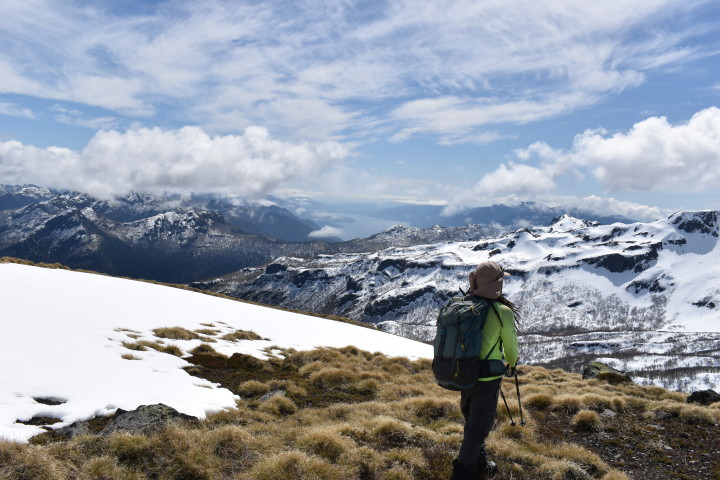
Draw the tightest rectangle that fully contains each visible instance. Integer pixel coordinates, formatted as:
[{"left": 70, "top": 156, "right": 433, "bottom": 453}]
[{"left": 582, "top": 362, "right": 633, "bottom": 384}]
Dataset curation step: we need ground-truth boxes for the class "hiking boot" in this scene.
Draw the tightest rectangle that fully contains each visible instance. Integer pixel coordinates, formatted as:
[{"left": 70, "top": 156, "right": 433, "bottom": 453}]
[
  {"left": 450, "top": 460, "right": 475, "bottom": 480},
  {"left": 473, "top": 460, "right": 498, "bottom": 479}
]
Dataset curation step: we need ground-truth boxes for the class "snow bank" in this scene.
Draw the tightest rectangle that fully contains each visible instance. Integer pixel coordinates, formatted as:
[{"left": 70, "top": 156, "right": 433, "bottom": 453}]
[{"left": 0, "top": 263, "right": 431, "bottom": 443}]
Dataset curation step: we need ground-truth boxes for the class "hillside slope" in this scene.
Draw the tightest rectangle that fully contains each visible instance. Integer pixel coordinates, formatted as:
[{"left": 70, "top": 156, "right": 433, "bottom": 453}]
[{"left": 0, "top": 261, "right": 430, "bottom": 443}]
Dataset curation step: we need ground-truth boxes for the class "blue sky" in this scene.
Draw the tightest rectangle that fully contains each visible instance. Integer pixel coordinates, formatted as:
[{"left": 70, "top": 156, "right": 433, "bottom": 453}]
[{"left": 1, "top": 0, "right": 719, "bottom": 220}]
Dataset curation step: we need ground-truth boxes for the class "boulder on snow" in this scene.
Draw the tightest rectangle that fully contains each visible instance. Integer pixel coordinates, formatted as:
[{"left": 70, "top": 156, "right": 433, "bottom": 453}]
[
  {"left": 687, "top": 389, "right": 720, "bottom": 406},
  {"left": 582, "top": 362, "right": 632, "bottom": 384}
]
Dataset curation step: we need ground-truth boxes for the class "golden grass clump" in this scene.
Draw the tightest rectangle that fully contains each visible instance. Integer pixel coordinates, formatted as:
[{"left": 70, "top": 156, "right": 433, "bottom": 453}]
[
  {"left": 547, "top": 442, "right": 609, "bottom": 475},
  {"left": 293, "top": 348, "right": 347, "bottom": 366},
  {"left": 142, "top": 425, "right": 221, "bottom": 479},
  {"left": 80, "top": 455, "right": 144, "bottom": 480},
  {"left": 121, "top": 341, "right": 147, "bottom": 351},
  {"left": 221, "top": 329, "right": 265, "bottom": 341},
  {"left": 495, "top": 420, "right": 536, "bottom": 442},
  {"left": 0, "top": 441, "right": 68, "bottom": 480},
  {"left": 122, "top": 340, "right": 183, "bottom": 357},
  {"left": 571, "top": 410, "right": 603, "bottom": 432},
  {"left": 383, "top": 447, "right": 429, "bottom": 472},
  {"left": 524, "top": 393, "right": 553, "bottom": 411},
  {"left": 189, "top": 343, "right": 225, "bottom": 357},
  {"left": 120, "top": 353, "right": 141, "bottom": 361},
  {"left": 537, "top": 459, "right": 593, "bottom": 480},
  {"left": 357, "top": 416, "right": 437, "bottom": 450},
  {"left": 152, "top": 327, "right": 200, "bottom": 340},
  {"left": 580, "top": 393, "right": 614, "bottom": 412},
  {"left": 204, "top": 403, "right": 256, "bottom": 426},
  {"left": 677, "top": 404, "right": 719, "bottom": 425},
  {"left": 194, "top": 328, "right": 220, "bottom": 336},
  {"left": 258, "top": 395, "right": 298, "bottom": 416},
  {"left": 339, "top": 445, "right": 384, "bottom": 478},
  {"left": 551, "top": 394, "right": 582, "bottom": 414},
  {"left": 308, "top": 367, "right": 359, "bottom": 390},
  {"left": 152, "top": 343, "right": 183, "bottom": 357},
  {"left": 104, "top": 431, "right": 153, "bottom": 469},
  {"left": 378, "top": 465, "right": 414, "bottom": 480},
  {"left": 249, "top": 450, "right": 352, "bottom": 480},
  {"left": 205, "top": 425, "right": 255, "bottom": 470},
  {"left": 401, "top": 396, "right": 461, "bottom": 424},
  {"left": 237, "top": 380, "right": 270, "bottom": 398},
  {"left": 296, "top": 427, "right": 356, "bottom": 462}
]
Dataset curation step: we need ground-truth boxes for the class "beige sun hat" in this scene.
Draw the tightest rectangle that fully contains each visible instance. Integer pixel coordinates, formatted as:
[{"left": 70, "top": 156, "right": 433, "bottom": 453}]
[{"left": 469, "top": 261, "right": 509, "bottom": 299}]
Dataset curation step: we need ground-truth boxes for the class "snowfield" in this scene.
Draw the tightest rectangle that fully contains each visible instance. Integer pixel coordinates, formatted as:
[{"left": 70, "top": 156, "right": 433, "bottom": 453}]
[{"left": 0, "top": 262, "right": 432, "bottom": 443}]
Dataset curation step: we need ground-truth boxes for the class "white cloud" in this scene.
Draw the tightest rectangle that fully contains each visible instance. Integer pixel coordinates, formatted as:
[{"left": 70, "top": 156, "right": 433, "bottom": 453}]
[
  {"left": 0, "top": 101, "right": 34, "bottom": 119},
  {"left": 464, "top": 106, "right": 720, "bottom": 201},
  {"left": 444, "top": 192, "right": 670, "bottom": 221},
  {"left": 473, "top": 163, "right": 557, "bottom": 197},
  {"left": 307, "top": 226, "right": 344, "bottom": 239},
  {"left": 0, "top": 0, "right": 713, "bottom": 144},
  {"left": 570, "top": 107, "right": 720, "bottom": 192},
  {"left": 0, "top": 126, "right": 348, "bottom": 198}
]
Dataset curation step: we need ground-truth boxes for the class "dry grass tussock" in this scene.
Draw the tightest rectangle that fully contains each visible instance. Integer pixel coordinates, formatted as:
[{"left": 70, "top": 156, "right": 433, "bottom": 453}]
[{"left": 3, "top": 349, "right": 719, "bottom": 480}]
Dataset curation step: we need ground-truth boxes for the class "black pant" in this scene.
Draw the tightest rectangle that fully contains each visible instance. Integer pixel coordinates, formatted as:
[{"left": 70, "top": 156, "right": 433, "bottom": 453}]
[{"left": 457, "top": 378, "right": 501, "bottom": 468}]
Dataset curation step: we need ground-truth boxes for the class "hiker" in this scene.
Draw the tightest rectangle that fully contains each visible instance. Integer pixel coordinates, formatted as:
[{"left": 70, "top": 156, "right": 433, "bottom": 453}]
[{"left": 451, "top": 261, "right": 519, "bottom": 480}]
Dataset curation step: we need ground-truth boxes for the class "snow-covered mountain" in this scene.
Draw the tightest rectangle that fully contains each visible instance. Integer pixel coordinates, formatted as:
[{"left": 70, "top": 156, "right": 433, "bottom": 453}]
[
  {"left": 195, "top": 211, "right": 720, "bottom": 392},
  {"left": 0, "top": 261, "right": 431, "bottom": 443},
  {"left": 0, "top": 185, "right": 321, "bottom": 241},
  {"left": 0, "top": 185, "right": 500, "bottom": 282}
]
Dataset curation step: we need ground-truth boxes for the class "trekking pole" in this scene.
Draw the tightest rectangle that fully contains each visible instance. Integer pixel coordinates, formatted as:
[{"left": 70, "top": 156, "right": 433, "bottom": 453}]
[
  {"left": 499, "top": 387, "right": 516, "bottom": 426},
  {"left": 514, "top": 371, "right": 526, "bottom": 427}
]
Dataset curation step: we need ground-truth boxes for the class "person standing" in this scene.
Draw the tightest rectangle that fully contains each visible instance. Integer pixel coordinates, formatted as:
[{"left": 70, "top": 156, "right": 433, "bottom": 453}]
[{"left": 451, "top": 261, "right": 519, "bottom": 480}]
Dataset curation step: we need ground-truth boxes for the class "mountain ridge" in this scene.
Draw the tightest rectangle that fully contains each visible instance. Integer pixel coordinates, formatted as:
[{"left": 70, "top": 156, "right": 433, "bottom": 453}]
[{"left": 193, "top": 210, "right": 720, "bottom": 392}]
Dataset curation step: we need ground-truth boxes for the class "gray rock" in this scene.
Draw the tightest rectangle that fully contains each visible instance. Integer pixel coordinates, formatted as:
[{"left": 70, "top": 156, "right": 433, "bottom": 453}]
[
  {"left": 687, "top": 389, "right": 720, "bottom": 406},
  {"left": 600, "top": 409, "right": 617, "bottom": 418},
  {"left": 99, "top": 403, "right": 200, "bottom": 436},
  {"left": 258, "top": 389, "right": 286, "bottom": 403},
  {"left": 52, "top": 420, "right": 91, "bottom": 439},
  {"left": 581, "top": 362, "right": 632, "bottom": 384}
]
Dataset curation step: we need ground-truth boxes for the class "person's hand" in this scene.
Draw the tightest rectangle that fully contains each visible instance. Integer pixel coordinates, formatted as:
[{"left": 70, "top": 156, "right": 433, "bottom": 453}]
[{"left": 504, "top": 364, "right": 517, "bottom": 377}]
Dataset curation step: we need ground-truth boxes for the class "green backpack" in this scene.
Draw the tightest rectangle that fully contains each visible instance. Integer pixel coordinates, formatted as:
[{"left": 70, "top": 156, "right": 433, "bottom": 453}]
[{"left": 432, "top": 294, "right": 506, "bottom": 390}]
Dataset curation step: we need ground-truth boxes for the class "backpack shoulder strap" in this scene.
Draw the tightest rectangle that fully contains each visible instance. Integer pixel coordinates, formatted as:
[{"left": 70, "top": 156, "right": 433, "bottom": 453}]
[{"left": 483, "top": 301, "right": 503, "bottom": 360}]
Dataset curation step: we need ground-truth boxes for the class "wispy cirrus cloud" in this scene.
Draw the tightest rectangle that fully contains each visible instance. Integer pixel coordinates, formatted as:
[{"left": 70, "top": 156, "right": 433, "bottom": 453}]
[
  {"left": 0, "top": 0, "right": 715, "bottom": 145},
  {"left": 0, "top": 101, "right": 34, "bottom": 119}
]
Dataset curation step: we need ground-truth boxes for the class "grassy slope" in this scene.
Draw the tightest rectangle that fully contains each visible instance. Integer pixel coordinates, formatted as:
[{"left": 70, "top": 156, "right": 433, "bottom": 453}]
[{"left": 4, "top": 345, "right": 719, "bottom": 480}]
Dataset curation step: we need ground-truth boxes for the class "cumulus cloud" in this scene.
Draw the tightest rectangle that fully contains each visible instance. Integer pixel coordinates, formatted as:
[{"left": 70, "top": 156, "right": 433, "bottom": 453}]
[
  {"left": 570, "top": 107, "right": 720, "bottom": 192},
  {"left": 467, "top": 106, "right": 720, "bottom": 199},
  {"left": 0, "top": 126, "right": 348, "bottom": 198}
]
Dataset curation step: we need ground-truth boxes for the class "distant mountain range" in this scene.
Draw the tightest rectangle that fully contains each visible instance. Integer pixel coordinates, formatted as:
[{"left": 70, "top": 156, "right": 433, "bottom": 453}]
[
  {"left": 371, "top": 202, "right": 636, "bottom": 228},
  {"left": 192, "top": 210, "right": 720, "bottom": 391},
  {"left": 0, "top": 185, "right": 501, "bottom": 282}
]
